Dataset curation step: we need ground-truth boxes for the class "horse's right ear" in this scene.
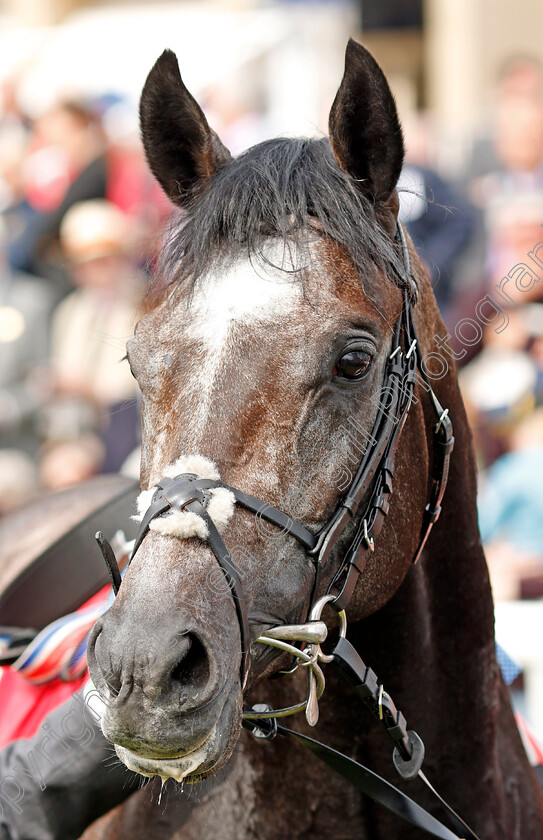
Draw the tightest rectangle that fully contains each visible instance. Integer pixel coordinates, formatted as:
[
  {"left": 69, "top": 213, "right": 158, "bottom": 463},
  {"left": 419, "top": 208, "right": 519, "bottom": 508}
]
[{"left": 139, "top": 50, "right": 231, "bottom": 207}]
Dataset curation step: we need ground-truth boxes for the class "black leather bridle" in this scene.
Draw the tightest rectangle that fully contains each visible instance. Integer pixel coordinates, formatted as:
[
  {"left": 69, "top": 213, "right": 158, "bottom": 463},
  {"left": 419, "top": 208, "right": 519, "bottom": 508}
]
[
  {"left": 99, "top": 223, "right": 454, "bottom": 685},
  {"left": 96, "top": 223, "right": 478, "bottom": 840}
]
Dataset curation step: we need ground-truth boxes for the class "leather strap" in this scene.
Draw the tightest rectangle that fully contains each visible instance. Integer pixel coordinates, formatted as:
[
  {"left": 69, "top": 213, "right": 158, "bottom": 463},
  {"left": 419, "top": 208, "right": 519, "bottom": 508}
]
[
  {"left": 331, "top": 636, "right": 414, "bottom": 764},
  {"left": 281, "top": 727, "right": 467, "bottom": 839},
  {"left": 188, "top": 499, "right": 251, "bottom": 685},
  {"left": 129, "top": 475, "right": 251, "bottom": 683},
  {"left": 411, "top": 385, "right": 454, "bottom": 565},
  {"left": 227, "top": 487, "right": 317, "bottom": 551},
  {"left": 131, "top": 477, "right": 317, "bottom": 558},
  {"left": 242, "top": 715, "right": 476, "bottom": 840},
  {"left": 279, "top": 724, "right": 478, "bottom": 840},
  {"left": 95, "top": 531, "right": 122, "bottom": 595},
  {"left": 320, "top": 294, "right": 420, "bottom": 610}
]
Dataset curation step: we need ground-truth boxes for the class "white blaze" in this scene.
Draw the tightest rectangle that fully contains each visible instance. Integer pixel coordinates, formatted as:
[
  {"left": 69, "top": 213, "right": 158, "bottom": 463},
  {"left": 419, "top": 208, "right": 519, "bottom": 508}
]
[{"left": 185, "top": 241, "right": 304, "bottom": 438}]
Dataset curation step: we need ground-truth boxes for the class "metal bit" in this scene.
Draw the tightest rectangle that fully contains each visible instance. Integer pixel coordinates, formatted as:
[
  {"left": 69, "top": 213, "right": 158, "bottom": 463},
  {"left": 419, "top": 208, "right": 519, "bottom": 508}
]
[
  {"left": 305, "top": 667, "right": 320, "bottom": 726},
  {"left": 263, "top": 621, "right": 328, "bottom": 645}
]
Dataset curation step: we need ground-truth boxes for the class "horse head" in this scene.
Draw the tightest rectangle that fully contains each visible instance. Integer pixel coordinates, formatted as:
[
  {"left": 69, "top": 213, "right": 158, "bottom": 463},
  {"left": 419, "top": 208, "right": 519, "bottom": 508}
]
[{"left": 87, "top": 41, "right": 444, "bottom": 784}]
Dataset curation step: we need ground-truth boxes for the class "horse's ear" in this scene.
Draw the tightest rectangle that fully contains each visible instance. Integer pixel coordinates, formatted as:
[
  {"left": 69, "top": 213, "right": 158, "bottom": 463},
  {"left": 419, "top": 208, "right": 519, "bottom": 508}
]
[
  {"left": 139, "top": 50, "right": 231, "bottom": 207},
  {"left": 329, "top": 40, "right": 404, "bottom": 230}
]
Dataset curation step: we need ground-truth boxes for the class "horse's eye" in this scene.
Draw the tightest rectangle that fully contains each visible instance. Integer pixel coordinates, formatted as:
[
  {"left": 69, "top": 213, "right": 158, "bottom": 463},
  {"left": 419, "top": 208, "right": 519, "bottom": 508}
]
[{"left": 333, "top": 350, "right": 372, "bottom": 380}]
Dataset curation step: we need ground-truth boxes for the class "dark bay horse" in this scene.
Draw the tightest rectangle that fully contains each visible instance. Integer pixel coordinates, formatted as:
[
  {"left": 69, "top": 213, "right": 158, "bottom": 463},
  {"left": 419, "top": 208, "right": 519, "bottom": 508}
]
[{"left": 83, "top": 41, "right": 543, "bottom": 839}]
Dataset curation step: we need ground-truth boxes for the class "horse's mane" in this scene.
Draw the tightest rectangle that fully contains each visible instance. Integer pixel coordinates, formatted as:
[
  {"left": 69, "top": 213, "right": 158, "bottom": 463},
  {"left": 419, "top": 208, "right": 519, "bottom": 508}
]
[{"left": 156, "top": 137, "right": 406, "bottom": 298}]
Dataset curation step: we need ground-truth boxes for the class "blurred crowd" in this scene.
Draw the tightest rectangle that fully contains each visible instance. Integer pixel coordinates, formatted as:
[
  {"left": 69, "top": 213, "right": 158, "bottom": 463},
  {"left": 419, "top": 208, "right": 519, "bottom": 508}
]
[
  {"left": 457, "top": 57, "right": 543, "bottom": 602},
  {"left": 1, "top": 54, "right": 543, "bottom": 601},
  {"left": 0, "top": 89, "right": 170, "bottom": 511},
  {"left": 386, "top": 55, "right": 543, "bottom": 602}
]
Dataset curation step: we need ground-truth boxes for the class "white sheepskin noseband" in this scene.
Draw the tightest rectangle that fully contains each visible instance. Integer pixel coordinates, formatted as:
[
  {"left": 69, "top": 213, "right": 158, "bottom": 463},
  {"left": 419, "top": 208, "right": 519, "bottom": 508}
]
[{"left": 133, "top": 455, "right": 236, "bottom": 541}]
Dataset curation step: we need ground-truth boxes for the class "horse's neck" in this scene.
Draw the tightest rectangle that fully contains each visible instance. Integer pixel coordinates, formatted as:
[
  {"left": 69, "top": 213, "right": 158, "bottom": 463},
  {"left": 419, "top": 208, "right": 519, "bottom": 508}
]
[
  {"left": 243, "top": 396, "right": 543, "bottom": 838},
  {"left": 343, "top": 380, "right": 543, "bottom": 835},
  {"left": 381, "top": 379, "right": 496, "bottom": 692}
]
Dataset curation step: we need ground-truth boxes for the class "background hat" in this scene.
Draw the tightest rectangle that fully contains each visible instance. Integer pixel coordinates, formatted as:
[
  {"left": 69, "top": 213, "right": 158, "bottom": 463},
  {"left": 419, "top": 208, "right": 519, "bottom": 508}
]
[{"left": 60, "top": 199, "right": 129, "bottom": 262}]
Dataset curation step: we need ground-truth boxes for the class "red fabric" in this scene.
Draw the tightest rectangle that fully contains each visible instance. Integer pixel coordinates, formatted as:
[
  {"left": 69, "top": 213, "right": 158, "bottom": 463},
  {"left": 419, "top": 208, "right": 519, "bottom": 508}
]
[
  {"left": 106, "top": 145, "right": 169, "bottom": 218},
  {"left": 0, "top": 668, "right": 87, "bottom": 749},
  {"left": 515, "top": 712, "right": 543, "bottom": 766},
  {"left": 0, "top": 585, "right": 109, "bottom": 749}
]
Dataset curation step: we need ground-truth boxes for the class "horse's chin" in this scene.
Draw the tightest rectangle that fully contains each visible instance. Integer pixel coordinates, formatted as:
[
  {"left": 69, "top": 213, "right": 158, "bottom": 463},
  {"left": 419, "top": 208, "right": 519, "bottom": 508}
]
[
  {"left": 115, "top": 725, "right": 219, "bottom": 783},
  {"left": 112, "top": 685, "right": 242, "bottom": 783}
]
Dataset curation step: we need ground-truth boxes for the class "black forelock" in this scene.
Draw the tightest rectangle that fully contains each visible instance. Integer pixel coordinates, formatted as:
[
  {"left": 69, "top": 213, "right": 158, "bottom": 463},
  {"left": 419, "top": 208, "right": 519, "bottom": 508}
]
[{"left": 156, "top": 136, "right": 406, "bottom": 296}]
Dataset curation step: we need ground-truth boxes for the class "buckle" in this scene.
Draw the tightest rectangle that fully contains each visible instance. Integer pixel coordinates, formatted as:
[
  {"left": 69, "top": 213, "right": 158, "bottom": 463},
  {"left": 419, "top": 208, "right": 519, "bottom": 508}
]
[
  {"left": 243, "top": 706, "right": 278, "bottom": 740},
  {"left": 363, "top": 519, "right": 375, "bottom": 551},
  {"left": 424, "top": 503, "right": 442, "bottom": 525}
]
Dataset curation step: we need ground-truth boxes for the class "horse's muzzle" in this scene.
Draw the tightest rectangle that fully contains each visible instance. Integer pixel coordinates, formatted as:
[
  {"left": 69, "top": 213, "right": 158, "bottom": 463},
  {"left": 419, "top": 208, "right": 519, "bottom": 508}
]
[{"left": 86, "top": 613, "right": 233, "bottom": 759}]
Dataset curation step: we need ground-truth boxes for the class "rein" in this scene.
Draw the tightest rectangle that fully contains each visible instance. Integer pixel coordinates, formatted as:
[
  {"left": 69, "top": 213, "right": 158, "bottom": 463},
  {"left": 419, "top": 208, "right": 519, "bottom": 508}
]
[{"left": 96, "top": 223, "right": 478, "bottom": 839}]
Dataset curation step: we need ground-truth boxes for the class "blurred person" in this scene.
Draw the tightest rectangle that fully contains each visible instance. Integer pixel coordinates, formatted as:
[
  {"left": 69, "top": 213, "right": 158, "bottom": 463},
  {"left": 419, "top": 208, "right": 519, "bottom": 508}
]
[
  {"left": 398, "top": 112, "right": 483, "bottom": 327},
  {"left": 460, "top": 348, "right": 537, "bottom": 468},
  {"left": 0, "top": 449, "right": 38, "bottom": 515},
  {"left": 471, "top": 94, "right": 543, "bottom": 208},
  {"left": 524, "top": 304, "right": 543, "bottom": 401},
  {"left": 498, "top": 55, "right": 543, "bottom": 100},
  {"left": 0, "top": 77, "right": 31, "bottom": 210},
  {"left": 101, "top": 97, "right": 168, "bottom": 219},
  {"left": 0, "top": 687, "right": 140, "bottom": 840},
  {"left": 38, "top": 435, "right": 104, "bottom": 491},
  {"left": 398, "top": 162, "right": 480, "bottom": 321},
  {"left": 459, "top": 188, "right": 543, "bottom": 463},
  {"left": 6, "top": 101, "right": 108, "bottom": 292},
  {"left": 459, "top": 63, "right": 543, "bottom": 364},
  {"left": 0, "top": 77, "right": 31, "bottom": 133},
  {"left": 0, "top": 220, "right": 55, "bottom": 455},
  {"left": 43, "top": 199, "right": 141, "bottom": 473},
  {"left": 483, "top": 192, "right": 543, "bottom": 319},
  {"left": 100, "top": 97, "right": 171, "bottom": 275},
  {"left": 478, "top": 407, "right": 543, "bottom": 600},
  {"left": 475, "top": 304, "right": 543, "bottom": 409},
  {"left": 0, "top": 124, "right": 28, "bottom": 214},
  {"left": 468, "top": 56, "right": 543, "bottom": 186},
  {"left": 447, "top": 192, "right": 543, "bottom": 392}
]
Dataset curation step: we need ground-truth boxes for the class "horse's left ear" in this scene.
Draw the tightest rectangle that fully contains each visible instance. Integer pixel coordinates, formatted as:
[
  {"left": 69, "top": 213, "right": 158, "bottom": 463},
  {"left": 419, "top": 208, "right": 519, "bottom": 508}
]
[
  {"left": 139, "top": 49, "right": 231, "bottom": 207},
  {"left": 329, "top": 40, "right": 404, "bottom": 232}
]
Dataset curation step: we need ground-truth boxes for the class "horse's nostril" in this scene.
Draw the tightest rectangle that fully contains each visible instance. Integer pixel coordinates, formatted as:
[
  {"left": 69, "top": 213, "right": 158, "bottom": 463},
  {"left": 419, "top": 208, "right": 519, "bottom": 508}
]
[{"left": 170, "top": 634, "right": 210, "bottom": 699}]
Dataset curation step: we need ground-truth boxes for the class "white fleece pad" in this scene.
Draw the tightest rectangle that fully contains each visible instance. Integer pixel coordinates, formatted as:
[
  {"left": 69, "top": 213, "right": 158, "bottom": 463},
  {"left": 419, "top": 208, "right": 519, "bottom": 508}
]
[{"left": 134, "top": 455, "right": 235, "bottom": 541}]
